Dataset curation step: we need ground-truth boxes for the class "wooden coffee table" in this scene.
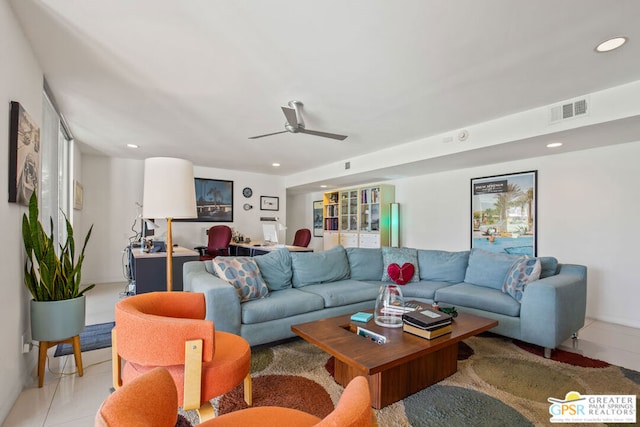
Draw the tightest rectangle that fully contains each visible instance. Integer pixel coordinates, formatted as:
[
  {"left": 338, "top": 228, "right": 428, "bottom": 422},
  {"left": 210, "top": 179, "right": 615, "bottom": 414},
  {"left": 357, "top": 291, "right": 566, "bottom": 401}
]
[{"left": 291, "top": 311, "right": 497, "bottom": 409}]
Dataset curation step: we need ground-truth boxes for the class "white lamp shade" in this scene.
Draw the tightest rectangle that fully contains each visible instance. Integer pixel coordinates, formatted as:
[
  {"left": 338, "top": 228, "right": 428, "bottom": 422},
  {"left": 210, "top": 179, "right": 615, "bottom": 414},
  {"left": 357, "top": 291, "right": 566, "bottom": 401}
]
[{"left": 142, "top": 157, "right": 197, "bottom": 219}]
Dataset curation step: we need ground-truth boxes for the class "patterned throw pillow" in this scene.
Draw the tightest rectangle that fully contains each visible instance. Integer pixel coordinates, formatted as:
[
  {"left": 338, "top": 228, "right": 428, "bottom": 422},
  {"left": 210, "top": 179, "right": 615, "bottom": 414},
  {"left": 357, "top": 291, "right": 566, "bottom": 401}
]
[
  {"left": 212, "top": 257, "right": 269, "bottom": 302},
  {"left": 502, "top": 257, "right": 542, "bottom": 302},
  {"left": 381, "top": 247, "right": 420, "bottom": 283}
]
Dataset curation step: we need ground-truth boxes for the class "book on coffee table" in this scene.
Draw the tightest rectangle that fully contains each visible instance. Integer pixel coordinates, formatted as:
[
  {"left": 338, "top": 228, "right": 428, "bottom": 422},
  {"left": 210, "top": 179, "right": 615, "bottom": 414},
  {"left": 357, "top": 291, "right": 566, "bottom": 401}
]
[
  {"left": 403, "top": 322, "right": 452, "bottom": 340},
  {"left": 402, "top": 307, "right": 452, "bottom": 330}
]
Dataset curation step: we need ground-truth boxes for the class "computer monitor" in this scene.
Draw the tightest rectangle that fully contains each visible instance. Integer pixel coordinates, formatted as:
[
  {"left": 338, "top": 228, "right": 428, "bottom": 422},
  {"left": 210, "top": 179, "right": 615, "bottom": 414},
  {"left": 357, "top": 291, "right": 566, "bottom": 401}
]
[{"left": 262, "top": 223, "right": 278, "bottom": 244}]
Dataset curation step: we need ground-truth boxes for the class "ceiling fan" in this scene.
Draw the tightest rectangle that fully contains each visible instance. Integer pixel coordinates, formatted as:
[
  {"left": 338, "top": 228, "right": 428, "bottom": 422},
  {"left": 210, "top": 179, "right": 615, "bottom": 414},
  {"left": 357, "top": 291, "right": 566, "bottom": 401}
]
[{"left": 249, "top": 101, "right": 348, "bottom": 141}]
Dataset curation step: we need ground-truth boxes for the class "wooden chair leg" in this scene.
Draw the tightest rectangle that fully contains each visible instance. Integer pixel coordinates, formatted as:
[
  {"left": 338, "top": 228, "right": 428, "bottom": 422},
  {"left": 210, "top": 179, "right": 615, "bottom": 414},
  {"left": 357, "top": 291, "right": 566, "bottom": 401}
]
[
  {"left": 244, "top": 373, "right": 252, "bottom": 406},
  {"left": 197, "top": 402, "right": 215, "bottom": 422},
  {"left": 112, "top": 329, "right": 122, "bottom": 389}
]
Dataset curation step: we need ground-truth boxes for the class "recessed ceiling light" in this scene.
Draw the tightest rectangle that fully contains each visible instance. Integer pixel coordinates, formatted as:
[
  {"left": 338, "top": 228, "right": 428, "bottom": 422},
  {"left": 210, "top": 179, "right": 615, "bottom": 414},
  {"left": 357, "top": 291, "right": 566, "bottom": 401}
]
[
  {"left": 272, "top": 163, "right": 280, "bottom": 167},
  {"left": 320, "top": 185, "right": 328, "bottom": 188},
  {"left": 127, "top": 144, "right": 139, "bottom": 149},
  {"left": 546, "top": 142, "right": 563, "bottom": 148},
  {"left": 595, "top": 37, "right": 627, "bottom": 53}
]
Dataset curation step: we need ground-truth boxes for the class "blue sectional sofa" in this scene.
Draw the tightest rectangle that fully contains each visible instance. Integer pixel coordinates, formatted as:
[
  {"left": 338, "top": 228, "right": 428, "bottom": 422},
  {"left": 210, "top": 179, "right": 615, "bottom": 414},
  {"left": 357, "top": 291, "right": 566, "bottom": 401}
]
[{"left": 183, "top": 245, "right": 587, "bottom": 354}]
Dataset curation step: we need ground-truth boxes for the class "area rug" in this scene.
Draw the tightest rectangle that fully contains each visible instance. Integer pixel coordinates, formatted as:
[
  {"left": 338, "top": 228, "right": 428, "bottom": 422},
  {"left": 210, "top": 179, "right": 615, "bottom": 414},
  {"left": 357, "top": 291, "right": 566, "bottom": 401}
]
[
  {"left": 54, "top": 321, "right": 114, "bottom": 357},
  {"left": 180, "top": 334, "right": 640, "bottom": 426}
]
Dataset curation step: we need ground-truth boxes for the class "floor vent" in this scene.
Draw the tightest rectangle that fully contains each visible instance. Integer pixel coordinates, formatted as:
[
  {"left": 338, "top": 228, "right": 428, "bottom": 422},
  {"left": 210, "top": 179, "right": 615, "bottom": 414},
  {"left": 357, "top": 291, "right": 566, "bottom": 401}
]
[{"left": 550, "top": 97, "right": 588, "bottom": 123}]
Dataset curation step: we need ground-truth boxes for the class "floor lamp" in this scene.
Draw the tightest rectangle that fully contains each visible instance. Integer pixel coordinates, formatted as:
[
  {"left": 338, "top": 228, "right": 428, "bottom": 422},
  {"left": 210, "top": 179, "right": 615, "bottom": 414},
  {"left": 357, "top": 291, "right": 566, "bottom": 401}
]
[{"left": 142, "top": 157, "right": 197, "bottom": 291}]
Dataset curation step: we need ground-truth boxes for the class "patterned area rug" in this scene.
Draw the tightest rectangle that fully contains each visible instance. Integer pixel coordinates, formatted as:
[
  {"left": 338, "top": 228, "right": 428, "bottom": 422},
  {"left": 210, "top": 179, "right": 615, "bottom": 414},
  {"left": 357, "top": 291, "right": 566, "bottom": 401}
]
[{"left": 181, "top": 334, "right": 640, "bottom": 426}]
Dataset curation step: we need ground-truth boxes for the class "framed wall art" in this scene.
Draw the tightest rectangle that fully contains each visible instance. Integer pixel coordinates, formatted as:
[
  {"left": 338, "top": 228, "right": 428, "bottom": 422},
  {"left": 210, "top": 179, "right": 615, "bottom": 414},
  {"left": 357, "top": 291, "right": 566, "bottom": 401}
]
[
  {"left": 177, "top": 178, "right": 233, "bottom": 222},
  {"left": 313, "top": 200, "right": 323, "bottom": 237},
  {"left": 471, "top": 170, "right": 537, "bottom": 256},
  {"left": 260, "top": 196, "right": 279, "bottom": 211},
  {"left": 8, "top": 101, "right": 40, "bottom": 205}
]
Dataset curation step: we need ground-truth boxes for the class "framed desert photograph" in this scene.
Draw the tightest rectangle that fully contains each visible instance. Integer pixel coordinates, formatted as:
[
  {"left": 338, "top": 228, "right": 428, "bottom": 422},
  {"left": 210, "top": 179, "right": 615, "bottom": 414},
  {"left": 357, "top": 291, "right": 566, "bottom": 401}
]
[
  {"left": 180, "top": 178, "right": 233, "bottom": 222},
  {"left": 471, "top": 170, "right": 537, "bottom": 256},
  {"left": 8, "top": 101, "right": 40, "bottom": 205}
]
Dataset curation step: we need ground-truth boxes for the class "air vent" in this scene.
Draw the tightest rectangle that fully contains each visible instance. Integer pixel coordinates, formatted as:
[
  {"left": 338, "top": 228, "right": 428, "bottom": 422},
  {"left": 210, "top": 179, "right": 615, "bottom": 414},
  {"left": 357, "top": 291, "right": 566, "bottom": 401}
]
[{"left": 550, "top": 97, "right": 589, "bottom": 123}]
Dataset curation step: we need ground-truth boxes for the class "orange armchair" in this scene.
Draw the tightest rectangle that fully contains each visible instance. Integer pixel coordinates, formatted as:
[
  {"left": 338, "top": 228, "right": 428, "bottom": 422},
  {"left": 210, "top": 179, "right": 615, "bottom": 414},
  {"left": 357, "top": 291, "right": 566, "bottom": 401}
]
[
  {"left": 97, "top": 367, "right": 376, "bottom": 427},
  {"left": 112, "top": 292, "right": 251, "bottom": 422}
]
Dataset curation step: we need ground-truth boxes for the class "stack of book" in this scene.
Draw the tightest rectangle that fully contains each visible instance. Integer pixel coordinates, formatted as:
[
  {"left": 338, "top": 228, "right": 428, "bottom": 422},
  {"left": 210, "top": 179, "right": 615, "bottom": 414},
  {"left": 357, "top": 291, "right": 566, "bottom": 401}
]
[{"left": 402, "top": 307, "right": 453, "bottom": 340}]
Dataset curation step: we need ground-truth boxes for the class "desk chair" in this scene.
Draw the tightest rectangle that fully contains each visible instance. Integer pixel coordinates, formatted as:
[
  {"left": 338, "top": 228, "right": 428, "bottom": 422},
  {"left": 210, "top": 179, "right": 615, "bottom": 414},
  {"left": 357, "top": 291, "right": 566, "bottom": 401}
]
[
  {"left": 292, "top": 228, "right": 312, "bottom": 247},
  {"left": 196, "top": 225, "right": 232, "bottom": 260}
]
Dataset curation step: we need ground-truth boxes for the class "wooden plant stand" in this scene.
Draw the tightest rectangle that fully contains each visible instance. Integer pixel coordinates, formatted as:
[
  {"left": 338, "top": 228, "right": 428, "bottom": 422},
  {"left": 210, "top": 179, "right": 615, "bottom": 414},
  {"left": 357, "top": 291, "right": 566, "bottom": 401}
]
[{"left": 38, "top": 335, "right": 83, "bottom": 387}]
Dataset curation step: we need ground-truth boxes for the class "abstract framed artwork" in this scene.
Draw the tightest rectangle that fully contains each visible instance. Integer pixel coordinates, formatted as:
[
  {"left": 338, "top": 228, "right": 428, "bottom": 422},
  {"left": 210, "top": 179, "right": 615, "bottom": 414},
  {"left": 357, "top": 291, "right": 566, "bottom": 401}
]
[
  {"left": 8, "top": 101, "right": 40, "bottom": 205},
  {"left": 313, "top": 200, "right": 323, "bottom": 237},
  {"left": 260, "top": 196, "right": 279, "bottom": 211},
  {"left": 471, "top": 170, "right": 537, "bottom": 256},
  {"left": 177, "top": 178, "right": 233, "bottom": 222}
]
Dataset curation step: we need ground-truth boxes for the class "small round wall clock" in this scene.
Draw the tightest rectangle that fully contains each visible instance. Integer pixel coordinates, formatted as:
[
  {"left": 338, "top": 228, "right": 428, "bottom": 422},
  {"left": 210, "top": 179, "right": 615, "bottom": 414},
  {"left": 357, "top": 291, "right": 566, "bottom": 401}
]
[
  {"left": 243, "top": 203, "right": 253, "bottom": 211},
  {"left": 242, "top": 187, "right": 253, "bottom": 198}
]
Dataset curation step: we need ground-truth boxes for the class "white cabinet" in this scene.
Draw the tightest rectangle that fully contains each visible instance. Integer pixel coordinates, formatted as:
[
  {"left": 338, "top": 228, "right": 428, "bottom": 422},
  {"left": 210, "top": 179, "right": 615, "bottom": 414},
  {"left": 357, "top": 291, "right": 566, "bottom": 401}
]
[{"left": 322, "top": 184, "right": 395, "bottom": 249}]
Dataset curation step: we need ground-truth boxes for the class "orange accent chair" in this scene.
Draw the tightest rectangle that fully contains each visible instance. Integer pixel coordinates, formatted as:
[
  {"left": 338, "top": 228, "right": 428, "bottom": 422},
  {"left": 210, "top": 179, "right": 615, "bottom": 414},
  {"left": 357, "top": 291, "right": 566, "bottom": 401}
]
[
  {"left": 97, "top": 367, "right": 376, "bottom": 427},
  {"left": 196, "top": 225, "right": 232, "bottom": 260},
  {"left": 112, "top": 292, "right": 252, "bottom": 423},
  {"left": 292, "top": 228, "right": 312, "bottom": 247}
]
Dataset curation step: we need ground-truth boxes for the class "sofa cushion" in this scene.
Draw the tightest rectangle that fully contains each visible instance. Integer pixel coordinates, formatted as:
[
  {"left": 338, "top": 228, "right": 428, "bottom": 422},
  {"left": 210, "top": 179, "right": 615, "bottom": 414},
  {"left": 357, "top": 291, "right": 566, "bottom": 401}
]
[
  {"left": 381, "top": 247, "right": 419, "bottom": 283},
  {"left": 253, "top": 248, "right": 293, "bottom": 291},
  {"left": 418, "top": 250, "right": 469, "bottom": 282},
  {"left": 346, "top": 248, "right": 383, "bottom": 281},
  {"left": 297, "top": 280, "right": 380, "bottom": 308},
  {"left": 212, "top": 257, "right": 270, "bottom": 302},
  {"left": 503, "top": 257, "right": 542, "bottom": 302},
  {"left": 241, "top": 288, "right": 325, "bottom": 324},
  {"left": 463, "top": 248, "right": 522, "bottom": 290},
  {"left": 400, "top": 280, "right": 454, "bottom": 301},
  {"left": 435, "top": 283, "right": 521, "bottom": 317},
  {"left": 538, "top": 256, "right": 559, "bottom": 278},
  {"left": 291, "top": 245, "right": 350, "bottom": 288}
]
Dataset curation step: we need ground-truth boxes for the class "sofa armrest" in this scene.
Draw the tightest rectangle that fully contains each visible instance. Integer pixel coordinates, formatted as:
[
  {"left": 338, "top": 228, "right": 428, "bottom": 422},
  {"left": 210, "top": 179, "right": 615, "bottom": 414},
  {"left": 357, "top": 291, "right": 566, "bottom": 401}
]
[
  {"left": 183, "top": 261, "right": 241, "bottom": 335},
  {"left": 520, "top": 264, "right": 587, "bottom": 349}
]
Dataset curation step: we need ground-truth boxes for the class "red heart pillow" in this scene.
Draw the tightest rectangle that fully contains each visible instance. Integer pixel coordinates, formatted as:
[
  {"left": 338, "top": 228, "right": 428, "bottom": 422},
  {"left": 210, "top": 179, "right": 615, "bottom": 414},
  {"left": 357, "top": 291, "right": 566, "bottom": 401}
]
[{"left": 387, "top": 263, "right": 415, "bottom": 285}]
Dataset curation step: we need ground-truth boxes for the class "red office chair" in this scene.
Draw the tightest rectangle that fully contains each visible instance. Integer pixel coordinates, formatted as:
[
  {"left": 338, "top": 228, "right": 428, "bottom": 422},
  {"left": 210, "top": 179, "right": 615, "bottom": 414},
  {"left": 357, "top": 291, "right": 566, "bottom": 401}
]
[
  {"left": 196, "top": 225, "right": 232, "bottom": 260},
  {"left": 292, "top": 228, "right": 312, "bottom": 247}
]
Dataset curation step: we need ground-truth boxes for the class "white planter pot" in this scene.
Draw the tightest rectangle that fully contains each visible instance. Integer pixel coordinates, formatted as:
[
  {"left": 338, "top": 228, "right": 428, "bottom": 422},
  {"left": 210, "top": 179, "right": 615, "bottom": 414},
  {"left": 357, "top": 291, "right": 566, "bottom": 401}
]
[{"left": 30, "top": 295, "right": 86, "bottom": 342}]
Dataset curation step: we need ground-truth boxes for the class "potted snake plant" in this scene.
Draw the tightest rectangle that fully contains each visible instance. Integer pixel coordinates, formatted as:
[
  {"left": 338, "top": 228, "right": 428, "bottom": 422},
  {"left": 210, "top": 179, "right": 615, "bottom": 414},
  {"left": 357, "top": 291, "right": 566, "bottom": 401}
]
[{"left": 22, "top": 192, "right": 95, "bottom": 342}]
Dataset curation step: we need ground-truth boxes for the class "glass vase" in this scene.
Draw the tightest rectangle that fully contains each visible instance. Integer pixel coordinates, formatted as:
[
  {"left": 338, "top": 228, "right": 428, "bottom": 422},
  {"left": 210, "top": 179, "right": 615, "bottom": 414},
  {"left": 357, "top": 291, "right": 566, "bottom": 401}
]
[{"left": 374, "top": 284, "right": 405, "bottom": 328}]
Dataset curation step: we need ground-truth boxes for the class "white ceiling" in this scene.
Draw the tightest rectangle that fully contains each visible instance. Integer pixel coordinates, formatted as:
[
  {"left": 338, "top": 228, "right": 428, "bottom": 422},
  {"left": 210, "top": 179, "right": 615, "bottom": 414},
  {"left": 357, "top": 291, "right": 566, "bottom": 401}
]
[{"left": 9, "top": 0, "right": 640, "bottom": 186}]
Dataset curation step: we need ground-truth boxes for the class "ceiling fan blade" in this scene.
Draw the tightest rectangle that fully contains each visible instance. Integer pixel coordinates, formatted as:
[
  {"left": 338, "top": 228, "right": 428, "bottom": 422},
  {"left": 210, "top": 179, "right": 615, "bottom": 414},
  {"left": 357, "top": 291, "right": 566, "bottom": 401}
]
[
  {"left": 281, "top": 106, "right": 299, "bottom": 127},
  {"left": 248, "top": 130, "right": 289, "bottom": 139},
  {"left": 299, "top": 128, "right": 348, "bottom": 141}
]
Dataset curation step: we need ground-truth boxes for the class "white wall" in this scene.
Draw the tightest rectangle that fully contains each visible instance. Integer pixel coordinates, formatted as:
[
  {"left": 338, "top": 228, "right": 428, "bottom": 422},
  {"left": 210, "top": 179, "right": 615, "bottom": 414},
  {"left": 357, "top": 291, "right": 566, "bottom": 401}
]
[
  {"left": 80, "top": 156, "right": 286, "bottom": 284},
  {"left": 385, "top": 141, "right": 640, "bottom": 329},
  {"left": 0, "top": 1, "right": 43, "bottom": 422},
  {"left": 285, "top": 190, "right": 324, "bottom": 252}
]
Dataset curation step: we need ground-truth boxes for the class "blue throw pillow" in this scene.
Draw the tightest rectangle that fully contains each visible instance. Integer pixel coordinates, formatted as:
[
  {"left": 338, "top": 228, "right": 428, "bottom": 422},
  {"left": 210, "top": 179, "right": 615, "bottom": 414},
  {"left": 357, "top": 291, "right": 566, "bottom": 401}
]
[
  {"left": 464, "top": 248, "right": 522, "bottom": 290},
  {"left": 346, "top": 248, "right": 383, "bottom": 281},
  {"left": 212, "top": 257, "right": 270, "bottom": 302},
  {"left": 381, "top": 247, "right": 419, "bottom": 283},
  {"left": 254, "top": 248, "right": 293, "bottom": 291},
  {"left": 290, "top": 245, "right": 350, "bottom": 287},
  {"left": 503, "top": 257, "right": 542, "bottom": 302}
]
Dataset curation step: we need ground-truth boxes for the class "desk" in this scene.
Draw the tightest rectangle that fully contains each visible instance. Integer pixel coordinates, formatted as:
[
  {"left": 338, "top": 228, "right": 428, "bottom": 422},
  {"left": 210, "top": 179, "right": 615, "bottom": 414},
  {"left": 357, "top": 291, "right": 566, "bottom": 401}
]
[
  {"left": 131, "top": 246, "right": 199, "bottom": 293},
  {"left": 229, "top": 241, "right": 313, "bottom": 256}
]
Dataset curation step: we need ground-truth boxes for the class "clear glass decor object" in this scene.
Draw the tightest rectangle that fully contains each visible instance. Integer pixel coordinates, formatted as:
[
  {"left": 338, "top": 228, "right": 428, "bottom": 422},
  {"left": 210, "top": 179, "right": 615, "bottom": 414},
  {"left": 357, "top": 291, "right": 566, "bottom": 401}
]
[{"left": 374, "top": 284, "right": 405, "bottom": 327}]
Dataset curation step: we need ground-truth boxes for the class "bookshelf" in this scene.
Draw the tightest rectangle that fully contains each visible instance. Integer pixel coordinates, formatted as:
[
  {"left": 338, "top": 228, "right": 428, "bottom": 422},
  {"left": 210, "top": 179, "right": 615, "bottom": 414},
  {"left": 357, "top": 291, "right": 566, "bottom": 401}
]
[{"left": 323, "top": 184, "right": 395, "bottom": 250}]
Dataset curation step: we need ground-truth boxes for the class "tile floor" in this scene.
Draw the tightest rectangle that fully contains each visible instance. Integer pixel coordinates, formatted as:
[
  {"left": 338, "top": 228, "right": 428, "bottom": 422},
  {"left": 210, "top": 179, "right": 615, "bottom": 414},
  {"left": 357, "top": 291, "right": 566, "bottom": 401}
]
[{"left": 3, "top": 282, "right": 640, "bottom": 426}]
